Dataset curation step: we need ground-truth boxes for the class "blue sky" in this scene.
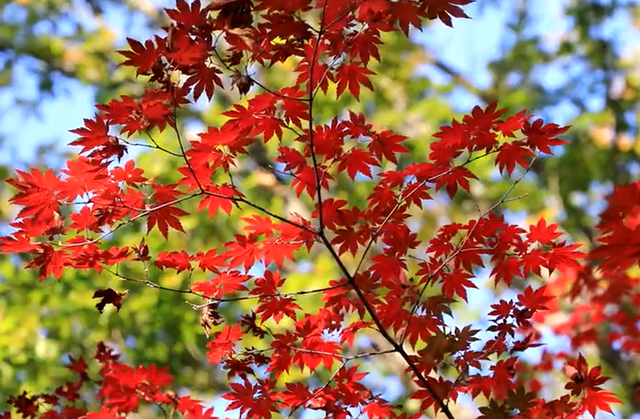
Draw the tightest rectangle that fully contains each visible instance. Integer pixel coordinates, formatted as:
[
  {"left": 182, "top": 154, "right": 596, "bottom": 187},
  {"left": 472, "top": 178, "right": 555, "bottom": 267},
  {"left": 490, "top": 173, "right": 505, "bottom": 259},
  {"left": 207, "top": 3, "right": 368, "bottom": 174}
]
[{"left": 2, "top": 0, "right": 637, "bottom": 417}]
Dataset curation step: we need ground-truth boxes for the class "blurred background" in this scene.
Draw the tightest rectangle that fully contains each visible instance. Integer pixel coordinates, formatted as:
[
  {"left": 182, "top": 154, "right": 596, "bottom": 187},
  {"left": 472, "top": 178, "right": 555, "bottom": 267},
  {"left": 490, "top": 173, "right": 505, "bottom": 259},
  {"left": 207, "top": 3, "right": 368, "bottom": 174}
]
[{"left": 2, "top": 0, "right": 640, "bottom": 417}]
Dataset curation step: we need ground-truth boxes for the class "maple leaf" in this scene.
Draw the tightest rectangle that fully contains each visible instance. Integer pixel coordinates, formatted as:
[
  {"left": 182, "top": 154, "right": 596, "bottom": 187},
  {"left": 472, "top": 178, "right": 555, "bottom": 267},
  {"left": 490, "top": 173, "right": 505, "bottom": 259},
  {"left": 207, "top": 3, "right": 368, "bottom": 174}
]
[
  {"left": 165, "top": 0, "right": 209, "bottom": 27},
  {"left": 278, "top": 88, "right": 310, "bottom": 128},
  {"left": 332, "top": 227, "right": 367, "bottom": 256},
  {"left": 206, "top": 324, "right": 243, "bottom": 364},
  {"left": 394, "top": 0, "right": 424, "bottom": 35},
  {"left": 118, "top": 38, "right": 160, "bottom": 75},
  {"left": 7, "top": 167, "right": 63, "bottom": 223},
  {"left": 441, "top": 268, "right": 477, "bottom": 301},
  {"left": 155, "top": 250, "right": 193, "bottom": 273},
  {"left": 256, "top": 297, "right": 301, "bottom": 324},
  {"left": 223, "top": 378, "right": 278, "bottom": 419},
  {"left": 403, "top": 312, "right": 443, "bottom": 347},
  {"left": 346, "top": 29, "right": 382, "bottom": 65},
  {"left": 547, "top": 241, "right": 586, "bottom": 272},
  {"left": 146, "top": 185, "right": 189, "bottom": 239},
  {"left": 253, "top": 116, "right": 285, "bottom": 142},
  {"left": 295, "top": 55, "right": 334, "bottom": 95},
  {"left": 264, "top": 239, "right": 303, "bottom": 266},
  {"left": 65, "top": 355, "right": 88, "bottom": 377},
  {"left": 491, "top": 257, "right": 523, "bottom": 286},
  {"left": 477, "top": 399, "right": 510, "bottom": 419},
  {"left": 335, "top": 62, "right": 375, "bottom": 100},
  {"left": 522, "top": 248, "right": 547, "bottom": 276},
  {"left": 192, "top": 271, "right": 250, "bottom": 299},
  {"left": 175, "top": 397, "right": 213, "bottom": 416},
  {"left": 83, "top": 406, "right": 119, "bottom": 418},
  {"left": 490, "top": 358, "right": 517, "bottom": 400},
  {"left": 295, "top": 337, "right": 343, "bottom": 372},
  {"left": 242, "top": 215, "right": 278, "bottom": 236},
  {"left": 311, "top": 121, "right": 344, "bottom": 159},
  {"left": 68, "top": 116, "right": 111, "bottom": 154},
  {"left": 338, "top": 149, "right": 378, "bottom": 180},
  {"left": 111, "top": 160, "right": 147, "bottom": 187},
  {"left": 198, "top": 185, "right": 238, "bottom": 217},
  {"left": 147, "top": 205, "right": 189, "bottom": 239},
  {"left": 181, "top": 405, "right": 217, "bottom": 419},
  {"left": 466, "top": 375, "right": 494, "bottom": 399},
  {"left": 495, "top": 141, "right": 534, "bottom": 175},
  {"left": 0, "top": 233, "right": 37, "bottom": 254},
  {"left": 184, "top": 64, "right": 224, "bottom": 101},
  {"left": 496, "top": 109, "right": 531, "bottom": 137},
  {"left": 517, "top": 286, "right": 554, "bottom": 312},
  {"left": 249, "top": 270, "right": 284, "bottom": 295},
  {"left": 27, "top": 243, "right": 68, "bottom": 280},
  {"left": 581, "top": 389, "right": 621, "bottom": 417},
  {"left": 412, "top": 376, "right": 455, "bottom": 413},
  {"left": 55, "top": 380, "right": 82, "bottom": 402},
  {"left": 527, "top": 219, "right": 563, "bottom": 245},
  {"left": 92, "top": 288, "right": 128, "bottom": 313},
  {"left": 522, "top": 119, "right": 570, "bottom": 154},
  {"left": 435, "top": 166, "right": 478, "bottom": 198},
  {"left": 564, "top": 353, "right": 612, "bottom": 398},
  {"left": 291, "top": 164, "right": 333, "bottom": 197},
  {"left": 280, "top": 382, "right": 312, "bottom": 409},
  {"left": 423, "top": 0, "right": 472, "bottom": 28},
  {"left": 368, "top": 130, "right": 409, "bottom": 164},
  {"left": 363, "top": 401, "right": 394, "bottom": 419}
]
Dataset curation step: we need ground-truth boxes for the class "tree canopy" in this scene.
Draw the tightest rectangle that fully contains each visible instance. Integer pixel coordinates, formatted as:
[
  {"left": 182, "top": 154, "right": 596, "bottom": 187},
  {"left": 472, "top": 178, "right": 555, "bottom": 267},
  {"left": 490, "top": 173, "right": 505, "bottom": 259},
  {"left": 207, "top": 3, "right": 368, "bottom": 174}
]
[{"left": 2, "top": 0, "right": 640, "bottom": 418}]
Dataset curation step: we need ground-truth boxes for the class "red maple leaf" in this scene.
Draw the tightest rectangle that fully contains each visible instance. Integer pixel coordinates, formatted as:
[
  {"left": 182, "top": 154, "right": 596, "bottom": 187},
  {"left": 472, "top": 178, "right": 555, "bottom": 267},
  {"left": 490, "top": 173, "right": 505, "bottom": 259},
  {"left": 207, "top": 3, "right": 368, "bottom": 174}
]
[
  {"left": 223, "top": 378, "right": 278, "bottom": 419},
  {"left": 338, "top": 149, "right": 378, "bottom": 180},
  {"left": 111, "top": 160, "right": 147, "bottom": 187},
  {"left": 0, "top": 233, "right": 37, "bottom": 254},
  {"left": 435, "top": 166, "right": 478, "bottom": 198},
  {"left": 66, "top": 355, "right": 88, "bottom": 376},
  {"left": 118, "top": 38, "right": 161, "bottom": 75},
  {"left": 256, "top": 297, "right": 301, "bottom": 324},
  {"left": 368, "top": 130, "right": 408, "bottom": 164},
  {"left": 527, "top": 219, "right": 563, "bottom": 245},
  {"left": 146, "top": 185, "right": 189, "bottom": 239},
  {"left": 155, "top": 250, "right": 192, "bottom": 272},
  {"left": 581, "top": 389, "right": 621, "bottom": 417},
  {"left": 27, "top": 243, "right": 68, "bottom": 280},
  {"left": 491, "top": 256, "right": 523, "bottom": 286},
  {"left": 183, "top": 64, "right": 224, "bottom": 101},
  {"left": 206, "top": 324, "right": 243, "bottom": 364},
  {"left": 295, "top": 337, "right": 342, "bottom": 372},
  {"left": 165, "top": 0, "right": 209, "bottom": 27},
  {"left": 422, "top": 0, "right": 472, "bottom": 28},
  {"left": 6, "top": 167, "right": 63, "bottom": 223},
  {"left": 521, "top": 248, "right": 547, "bottom": 276},
  {"left": 496, "top": 109, "right": 531, "bottom": 137},
  {"left": 69, "top": 116, "right": 111, "bottom": 155},
  {"left": 197, "top": 185, "right": 237, "bottom": 217},
  {"left": 363, "top": 400, "right": 394, "bottom": 419},
  {"left": 495, "top": 141, "right": 534, "bottom": 175},
  {"left": 394, "top": 1, "right": 424, "bottom": 35},
  {"left": 441, "top": 269, "right": 477, "bottom": 301},
  {"left": 192, "top": 271, "right": 249, "bottom": 299},
  {"left": 523, "top": 118, "right": 570, "bottom": 154},
  {"left": 335, "top": 62, "right": 375, "bottom": 100},
  {"left": 517, "top": 286, "right": 554, "bottom": 312},
  {"left": 242, "top": 214, "right": 278, "bottom": 236}
]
